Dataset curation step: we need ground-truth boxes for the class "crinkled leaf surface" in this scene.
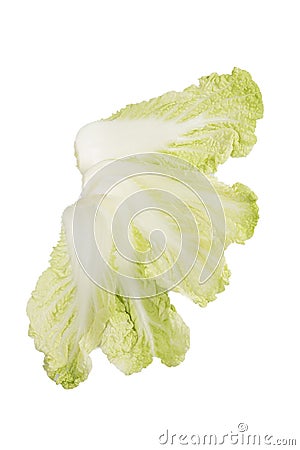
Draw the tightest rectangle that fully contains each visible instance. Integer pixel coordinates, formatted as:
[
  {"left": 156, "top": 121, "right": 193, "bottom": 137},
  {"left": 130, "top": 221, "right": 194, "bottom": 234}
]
[{"left": 75, "top": 68, "right": 263, "bottom": 174}]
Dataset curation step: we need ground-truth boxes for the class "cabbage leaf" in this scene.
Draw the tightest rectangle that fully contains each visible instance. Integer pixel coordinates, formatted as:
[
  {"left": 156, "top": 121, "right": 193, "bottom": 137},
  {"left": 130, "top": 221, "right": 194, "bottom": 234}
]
[{"left": 27, "top": 68, "right": 263, "bottom": 388}]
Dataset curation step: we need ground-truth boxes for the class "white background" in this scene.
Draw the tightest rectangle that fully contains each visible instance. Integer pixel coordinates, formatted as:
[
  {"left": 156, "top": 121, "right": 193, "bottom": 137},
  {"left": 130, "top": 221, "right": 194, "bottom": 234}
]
[{"left": 1, "top": 1, "right": 299, "bottom": 449}]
